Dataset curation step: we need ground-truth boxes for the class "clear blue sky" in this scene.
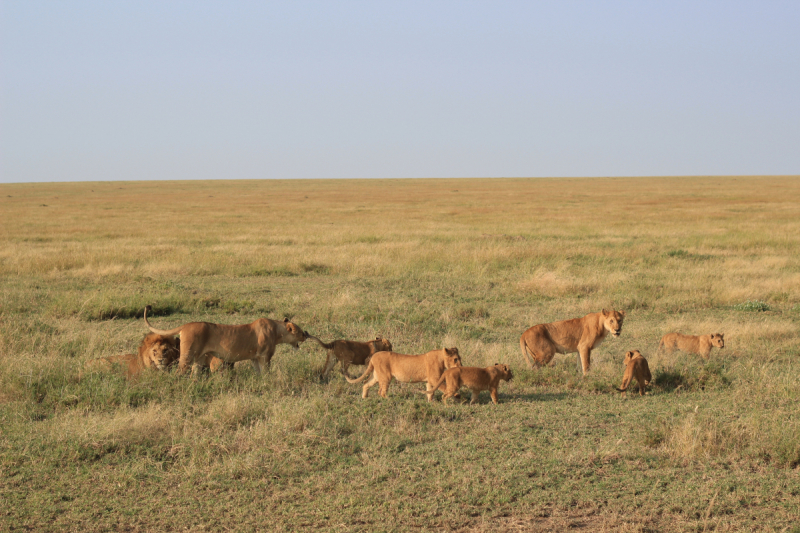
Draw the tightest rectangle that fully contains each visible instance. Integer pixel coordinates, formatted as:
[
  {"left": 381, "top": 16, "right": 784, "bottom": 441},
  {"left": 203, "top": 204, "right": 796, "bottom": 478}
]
[{"left": 2, "top": 1, "right": 798, "bottom": 182}]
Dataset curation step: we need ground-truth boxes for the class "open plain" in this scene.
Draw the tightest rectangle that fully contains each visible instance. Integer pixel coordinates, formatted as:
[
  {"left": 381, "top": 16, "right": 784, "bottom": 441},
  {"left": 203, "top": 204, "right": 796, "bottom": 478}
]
[{"left": 1, "top": 176, "right": 799, "bottom": 531}]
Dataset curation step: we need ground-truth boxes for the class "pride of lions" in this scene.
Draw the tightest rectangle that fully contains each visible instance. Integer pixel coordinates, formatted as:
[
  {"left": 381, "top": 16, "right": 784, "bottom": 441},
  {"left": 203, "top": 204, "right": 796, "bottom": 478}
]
[{"left": 84, "top": 305, "right": 725, "bottom": 403}]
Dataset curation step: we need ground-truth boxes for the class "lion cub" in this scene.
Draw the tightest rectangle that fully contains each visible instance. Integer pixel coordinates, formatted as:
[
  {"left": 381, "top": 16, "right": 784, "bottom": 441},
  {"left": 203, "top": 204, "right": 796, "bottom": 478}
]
[
  {"left": 659, "top": 332, "right": 724, "bottom": 359},
  {"left": 308, "top": 335, "right": 393, "bottom": 379},
  {"left": 615, "top": 350, "right": 651, "bottom": 398},
  {"left": 428, "top": 363, "right": 513, "bottom": 405}
]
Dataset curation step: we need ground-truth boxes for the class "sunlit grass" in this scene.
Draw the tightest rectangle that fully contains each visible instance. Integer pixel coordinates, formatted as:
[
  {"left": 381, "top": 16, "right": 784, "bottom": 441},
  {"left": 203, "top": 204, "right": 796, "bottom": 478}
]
[{"left": 1, "top": 176, "right": 800, "bottom": 531}]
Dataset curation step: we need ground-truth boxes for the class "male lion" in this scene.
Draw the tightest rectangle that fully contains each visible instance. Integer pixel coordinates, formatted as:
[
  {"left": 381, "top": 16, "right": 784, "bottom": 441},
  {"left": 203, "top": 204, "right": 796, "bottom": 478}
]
[
  {"left": 427, "top": 363, "right": 514, "bottom": 405},
  {"left": 346, "top": 347, "right": 462, "bottom": 399},
  {"left": 615, "top": 350, "right": 651, "bottom": 398},
  {"left": 308, "top": 335, "right": 393, "bottom": 379},
  {"left": 83, "top": 333, "right": 180, "bottom": 379},
  {"left": 143, "top": 305, "right": 307, "bottom": 375},
  {"left": 659, "top": 332, "right": 724, "bottom": 359},
  {"left": 519, "top": 309, "right": 625, "bottom": 375}
]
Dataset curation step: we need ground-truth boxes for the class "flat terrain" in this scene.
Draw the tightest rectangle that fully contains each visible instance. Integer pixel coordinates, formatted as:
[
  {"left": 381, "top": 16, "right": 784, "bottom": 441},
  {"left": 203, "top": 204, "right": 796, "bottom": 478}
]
[{"left": 1, "top": 176, "right": 799, "bottom": 532}]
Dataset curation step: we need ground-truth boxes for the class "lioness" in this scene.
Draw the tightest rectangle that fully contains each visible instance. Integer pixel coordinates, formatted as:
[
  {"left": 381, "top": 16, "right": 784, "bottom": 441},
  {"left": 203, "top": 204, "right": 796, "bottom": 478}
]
[
  {"left": 84, "top": 333, "right": 180, "bottom": 379},
  {"left": 346, "top": 348, "right": 462, "bottom": 399},
  {"left": 428, "top": 363, "right": 514, "bottom": 405},
  {"left": 308, "top": 335, "right": 393, "bottom": 379},
  {"left": 615, "top": 350, "right": 651, "bottom": 397},
  {"left": 143, "top": 305, "right": 307, "bottom": 374},
  {"left": 519, "top": 309, "right": 625, "bottom": 375},
  {"left": 659, "top": 332, "right": 724, "bottom": 359}
]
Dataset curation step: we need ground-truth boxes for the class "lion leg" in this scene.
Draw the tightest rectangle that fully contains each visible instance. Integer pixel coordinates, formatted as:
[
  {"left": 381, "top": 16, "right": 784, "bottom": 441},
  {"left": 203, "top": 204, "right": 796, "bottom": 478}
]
[
  {"left": 637, "top": 379, "right": 645, "bottom": 396},
  {"left": 177, "top": 350, "right": 195, "bottom": 375},
  {"left": 578, "top": 346, "right": 591, "bottom": 375},
  {"left": 441, "top": 388, "right": 455, "bottom": 404},
  {"left": 619, "top": 376, "right": 630, "bottom": 398},
  {"left": 262, "top": 347, "right": 276, "bottom": 371},
  {"left": 469, "top": 389, "right": 481, "bottom": 405},
  {"left": 378, "top": 377, "right": 391, "bottom": 399},
  {"left": 490, "top": 387, "right": 498, "bottom": 405},
  {"left": 362, "top": 375, "right": 379, "bottom": 399},
  {"left": 432, "top": 377, "right": 459, "bottom": 398},
  {"left": 190, "top": 362, "right": 206, "bottom": 377},
  {"left": 178, "top": 341, "right": 207, "bottom": 375},
  {"left": 250, "top": 358, "right": 264, "bottom": 374},
  {"left": 322, "top": 351, "right": 337, "bottom": 378},
  {"left": 339, "top": 359, "right": 354, "bottom": 380}
]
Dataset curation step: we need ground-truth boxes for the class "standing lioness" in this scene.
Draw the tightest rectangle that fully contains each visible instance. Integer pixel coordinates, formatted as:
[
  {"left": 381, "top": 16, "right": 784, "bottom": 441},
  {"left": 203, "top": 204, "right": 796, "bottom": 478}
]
[
  {"left": 428, "top": 363, "right": 514, "bottom": 405},
  {"left": 659, "top": 332, "right": 724, "bottom": 359},
  {"left": 143, "top": 305, "right": 307, "bottom": 374},
  {"left": 519, "top": 309, "right": 625, "bottom": 375},
  {"left": 346, "top": 348, "right": 462, "bottom": 399}
]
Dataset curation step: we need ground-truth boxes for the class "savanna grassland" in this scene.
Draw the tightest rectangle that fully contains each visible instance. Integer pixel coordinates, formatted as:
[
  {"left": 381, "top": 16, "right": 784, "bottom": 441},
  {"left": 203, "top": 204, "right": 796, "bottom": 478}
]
[{"left": 1, "top": 176, "right": 799, "bottom": 532}]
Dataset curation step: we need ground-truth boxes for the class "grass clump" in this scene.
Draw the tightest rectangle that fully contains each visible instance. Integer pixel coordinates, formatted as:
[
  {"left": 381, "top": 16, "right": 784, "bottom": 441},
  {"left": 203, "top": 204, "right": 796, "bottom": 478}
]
[{"left": 733, "top": 300, "right": 771, "bottom": 312}]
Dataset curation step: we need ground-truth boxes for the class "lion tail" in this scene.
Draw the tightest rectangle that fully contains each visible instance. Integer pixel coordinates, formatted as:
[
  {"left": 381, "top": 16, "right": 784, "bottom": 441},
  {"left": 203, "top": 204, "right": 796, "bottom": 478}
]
[
  {"left": 426, "top": 373, "right": 449, "bottom": 401},
  {"left": 519, "top": 336, "right": 535, "bottom": 369},
  {"left": 143, "top": 305, "right": 184, "bottom": 337},
  {"left": 345, "top": 361, "right": 374, "bottom": 384},
  {"left": 615, "top": 386, "right": 628, "bottom": 392},
  {"left": 307, "top": 335, "right": 335, "bottom": 350}
]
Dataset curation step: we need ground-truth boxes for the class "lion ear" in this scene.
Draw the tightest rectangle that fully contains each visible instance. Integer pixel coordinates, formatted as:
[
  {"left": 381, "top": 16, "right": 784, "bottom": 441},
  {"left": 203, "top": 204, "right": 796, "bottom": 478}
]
[
  {"left": 620, "top": 310, "right": 626, "bottom": 317},
  {"left": 284, "top": 317, "right": 289, "bottom": 323},
  {"left": 602, "top": 309, "right": 609, "bottom": 316}
]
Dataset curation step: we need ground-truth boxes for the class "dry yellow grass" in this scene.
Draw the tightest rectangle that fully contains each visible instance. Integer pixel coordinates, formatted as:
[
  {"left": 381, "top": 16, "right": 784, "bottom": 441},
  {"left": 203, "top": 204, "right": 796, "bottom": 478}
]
[{"left": 2, "top": 176, "right": 800, "bottom": 531}]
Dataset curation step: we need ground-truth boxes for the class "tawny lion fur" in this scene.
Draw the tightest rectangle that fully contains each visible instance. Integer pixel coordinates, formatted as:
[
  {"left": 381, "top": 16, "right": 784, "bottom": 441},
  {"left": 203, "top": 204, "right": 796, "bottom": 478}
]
[
  {"left": 346, "top": 348, "right": 462, "bottom": 399},
  {"left": 143, "top": 305, "right": 307, "bottom": 375},
  {"left": 308, "top": 335, "right": 393, "bottom": 379},
  {"left": 519, "top": 309, "right": 625, "bottom": 375},
  {"left": 428, "top": 363, "right": 514, "bottom": 405},
  {"left": 659, "top": 332, "right": 724, "bottom": 359},
  {"left": 84, "top": 333, "right": 180, "bottom": 379},
  {"left": 615, "top": 350, "right": 651, "bottom": 397}
]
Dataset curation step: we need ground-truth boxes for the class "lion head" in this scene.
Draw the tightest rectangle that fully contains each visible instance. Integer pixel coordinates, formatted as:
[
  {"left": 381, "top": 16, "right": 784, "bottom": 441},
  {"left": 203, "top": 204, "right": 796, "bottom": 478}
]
[
  {"left": 493, "top": 363, "right": 514, "bottom": 381},
  {"left": 443, "top": 347, "right": 462, "bottom": 369},
  {"left": 602, "top": 309, "right": 625, "bottom": 338},
  {"left": 370, "top": 336, "right": 393, "bottom": 353},
  {"left": 710, "top": 333, "right": 725, "bottom": 349},
  {"left": 623, "top": 349, "right": 643, "bottom": 365},
  {"left": 282, "top": 318, "right": 308, "bottom": 349},
  {"left": 138, "top": 333, "right": 180, "bottom": 370}
]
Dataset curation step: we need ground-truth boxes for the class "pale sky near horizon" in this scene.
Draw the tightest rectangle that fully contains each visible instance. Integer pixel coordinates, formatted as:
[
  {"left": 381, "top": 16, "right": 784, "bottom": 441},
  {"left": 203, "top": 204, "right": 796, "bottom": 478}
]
[{"left": 1, "top": 1, "right": 798, "bottom": 183}]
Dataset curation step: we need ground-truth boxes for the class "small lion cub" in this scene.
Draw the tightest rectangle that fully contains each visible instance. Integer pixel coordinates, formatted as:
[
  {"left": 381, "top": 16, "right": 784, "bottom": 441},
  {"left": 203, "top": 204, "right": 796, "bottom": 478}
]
[
  {"left": 428, "top": 363, "right": 513, "bottom": 405},
  {"left": 659, "top": 332, "right": 724, "bottom": 359},
  {"left": 615, "top": 350, "right": 651, "bottom": 398}
]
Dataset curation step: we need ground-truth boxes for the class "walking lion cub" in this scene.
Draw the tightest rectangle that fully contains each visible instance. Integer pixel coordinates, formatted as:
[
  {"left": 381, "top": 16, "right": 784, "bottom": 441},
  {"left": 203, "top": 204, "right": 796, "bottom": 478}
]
[
  {"left": 659, "top": 332, "right": 724, "bottom": 359},
  {"left": 615, "top": 350, "right": 651, "bottom": 398},
  {"left": 427, "top": 363, "right": 514, "bottom": 405}
]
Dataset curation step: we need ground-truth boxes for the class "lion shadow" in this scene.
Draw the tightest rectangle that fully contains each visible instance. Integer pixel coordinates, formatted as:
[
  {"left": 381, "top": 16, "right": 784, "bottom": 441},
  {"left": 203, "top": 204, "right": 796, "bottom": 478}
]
[{"left": 504, "top": 391, "right": 571, "bottom": 403}]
